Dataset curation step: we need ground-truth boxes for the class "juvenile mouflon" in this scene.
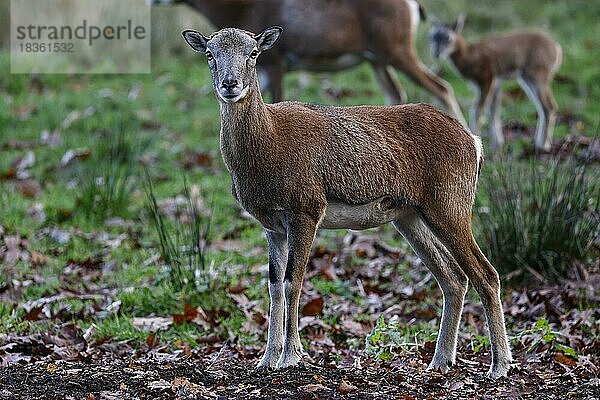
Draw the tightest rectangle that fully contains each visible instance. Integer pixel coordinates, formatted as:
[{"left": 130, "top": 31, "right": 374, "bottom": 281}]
[
  {"left": 182, "top": 26, "right": 512, "bottom": 378},
  {"left": 154, "top": 0, "right": 466, "bottom": 125},
  {"left": 430, "top": 15, "right": 562, "bottom": 151}
]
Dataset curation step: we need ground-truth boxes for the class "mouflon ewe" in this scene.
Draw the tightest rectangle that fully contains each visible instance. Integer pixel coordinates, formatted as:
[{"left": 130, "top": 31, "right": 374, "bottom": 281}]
[{"left": 182, "top": 26, "right": 512, "bottom": 378}]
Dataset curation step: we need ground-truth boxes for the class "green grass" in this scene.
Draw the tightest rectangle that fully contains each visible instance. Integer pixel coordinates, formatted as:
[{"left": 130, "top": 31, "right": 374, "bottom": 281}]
[
  {"left": 475, "top": 159, "right": 599, "bottom": 284},
  {"left": 365, "top": 315, "right": 437, "bottom": 360},
  {"left": 144, "top": 173, "right": 213, "bottom": 293},
  {"left": 1, "top": 0, "right": 598, "bottom": 348}
]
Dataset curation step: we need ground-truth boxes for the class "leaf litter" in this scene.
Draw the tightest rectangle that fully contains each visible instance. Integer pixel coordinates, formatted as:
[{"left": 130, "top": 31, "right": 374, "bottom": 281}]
[{"left": 1, "top": 230, "right": 598, "bottom": 399}]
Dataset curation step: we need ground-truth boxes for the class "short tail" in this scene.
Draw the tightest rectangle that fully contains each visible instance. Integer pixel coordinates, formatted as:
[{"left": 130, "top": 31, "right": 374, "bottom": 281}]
[
  {"left": 471, "top": 134, "right": 484, "bottom": 184},
  {"left": 407, "top": 0, "right": 426, "bottom": 35},
  {"left": 553, "top": 42, "right": 563, "bottom": 73}
]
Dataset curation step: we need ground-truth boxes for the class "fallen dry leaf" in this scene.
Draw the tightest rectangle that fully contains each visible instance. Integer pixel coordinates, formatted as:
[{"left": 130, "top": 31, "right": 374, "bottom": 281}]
[
  {"left": 16, "top": 180, "right": 42, "bottom": 198},
  {"left": 210, "top": 239, "right": 246, "bottom": 252},
  {"left": 148, "top": 379, "right": 171, "bottom": 391},
  {"left": 49, "top": 228, "right": 70, "bottom": 244},
  {"left": 299, "top": 383, "right": 329, "bottom": 393},
  {"left": 398, "top": 395, "right": 416, "bottom": 400},
  {"left": 61, "top": 110, "right": 81, "bottom": 129},
  {"left": 60, "top": 148, "right": 91, "bottom": 166},
  {"left": 341, "top": 318, "right": 370, "bottom": 337},
  {"left": 337, "top": 380, "right": 357, "bottom": 394},
  {"left": 146, "top": 333, "right": 158, "bottom": 348},
  {"left": 132, "top": 317, "right": 173, "bottom": 332},
  {"left": 11, "top": 151, "right": 35, "bottom": 171},
  {"left": 2, "top": 235, "right": 29, "bottom": 265},
  {"left": 302, "top": 296, "right": 324, "bottom": 317},
  {"left": 23, "top": 307, "right": 43, "bottom": 322},
  {"left": 27, "top": 203, "right": 46, "bottom": 223},
  {"left": 554, "top": 353, "right": 577, "bottom": 367},
  {"left": 183, "top": 150, "right": 214, "bottom": 169},
  {"left": 171, "top": 376, "right": 215, "bottom": 397},
  {"left": 172, "top": 303, "right": 200, "bottom": 325},
  {"left": 1, "top": 167, "right": 17, "bottom": 180},
  {"left": 197, "top": 333, "right": 220, "bottom": 344},
  {"left": 40, "top": 130, "right": 62, "bottom": 147}
]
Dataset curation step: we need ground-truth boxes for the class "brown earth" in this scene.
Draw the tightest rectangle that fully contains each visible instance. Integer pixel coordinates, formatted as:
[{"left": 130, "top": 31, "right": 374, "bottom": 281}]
[{"left": 2, "top": 344, "right": 599, "bottom": 400}]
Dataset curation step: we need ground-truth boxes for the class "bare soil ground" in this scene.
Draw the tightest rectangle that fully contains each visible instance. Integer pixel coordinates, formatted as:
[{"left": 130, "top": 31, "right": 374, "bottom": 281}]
[{"left": 2, "top": 344, "right": 599, "bottom": 400}]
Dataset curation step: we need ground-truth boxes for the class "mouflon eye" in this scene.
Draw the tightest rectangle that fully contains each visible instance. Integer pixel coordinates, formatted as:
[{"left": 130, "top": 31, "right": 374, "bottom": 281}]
[
  {"left": 249, "top": 49, "right": 259, "bottom": 59},
  {"left": 205, "top": 51, "right": 214, "bottom": 61}
]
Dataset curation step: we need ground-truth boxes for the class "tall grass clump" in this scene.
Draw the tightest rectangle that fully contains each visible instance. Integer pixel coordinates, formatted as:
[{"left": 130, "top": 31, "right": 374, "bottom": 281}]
[
  {"left": 78, "top": 130, "right": 148, "bottom": 221},
  {"left": 144, "top": 173, "right": 213, "bottom": 293},
  {"left": 476, "top": 158, "right": 599, "bottom": 284}
]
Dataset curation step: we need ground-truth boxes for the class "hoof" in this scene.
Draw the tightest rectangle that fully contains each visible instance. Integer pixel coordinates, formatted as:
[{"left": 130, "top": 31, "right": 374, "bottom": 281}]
[
  {"left": 275, "top": 347, "right": 304, "bottom": 370},
  {"left": 256, "top": 348, "right": 282, "bottom": 370},
  {"left": 256, "top": 359, "right": 277, "bottom": 370},
  {"left": 427, "top": 356, "right": 453, "bottom": 374},
  {"left": 486, "top": 350, "right": 513, "bottom": 379},
  {"left": 486, "top": 361, "right": 511, "bottom": 379}
]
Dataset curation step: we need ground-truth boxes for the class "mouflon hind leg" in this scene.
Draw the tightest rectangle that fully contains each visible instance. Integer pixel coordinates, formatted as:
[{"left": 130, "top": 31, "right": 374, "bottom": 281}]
[
  {"left": 487, "top": 84, "right": 504, "bottom": 150},
  {"left": 393, "top": 210, "right": 468, "bottom": 372},
  {"left": 370, "top": 62, "right": 407, "bottom": 104},
  {"left": 421, "top": 203, "right": 512, "bottom": 379}
]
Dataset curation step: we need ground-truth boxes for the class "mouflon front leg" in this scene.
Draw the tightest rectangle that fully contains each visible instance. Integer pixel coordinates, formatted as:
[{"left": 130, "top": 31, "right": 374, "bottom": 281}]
[
  {"left": 257, "top": 230, "right": 288, "bottom": 368},
  {"left": 276, "top": 213, "right": 318, "bottom": 369}
]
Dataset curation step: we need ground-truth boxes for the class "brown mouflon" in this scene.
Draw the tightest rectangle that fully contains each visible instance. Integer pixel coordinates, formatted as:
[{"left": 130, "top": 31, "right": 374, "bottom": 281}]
[
  {"left": 182, "top": 26, "right": 512, "bottom": 378},
  {"left": 430, "top": 14, "right": 562, "bottom": 151}
]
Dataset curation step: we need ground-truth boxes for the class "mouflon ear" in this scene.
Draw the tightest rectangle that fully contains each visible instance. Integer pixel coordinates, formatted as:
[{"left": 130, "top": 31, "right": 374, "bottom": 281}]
[
  {"left": 453, "top": 14, "right": 466, "bottom": 33},
  {"left": 182, "top": 29, "right": 209, "bottom": 52},
  {"left": 255, "top": 26, "right": 282, "bottom": 51}
]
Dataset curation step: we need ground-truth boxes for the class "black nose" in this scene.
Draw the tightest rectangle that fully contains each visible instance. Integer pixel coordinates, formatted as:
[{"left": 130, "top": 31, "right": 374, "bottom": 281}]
[{"left": 222, "top": 77, "right": 238, "bottom": 89}]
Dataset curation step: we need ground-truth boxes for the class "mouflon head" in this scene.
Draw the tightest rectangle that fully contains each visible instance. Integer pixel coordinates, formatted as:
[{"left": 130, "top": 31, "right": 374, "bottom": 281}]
[
  {"left": 182, "top": 27, "right": 282, "bottom": 103},
  {"left": 429, "top": 14, "right": 465, "bottom": 59}
]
